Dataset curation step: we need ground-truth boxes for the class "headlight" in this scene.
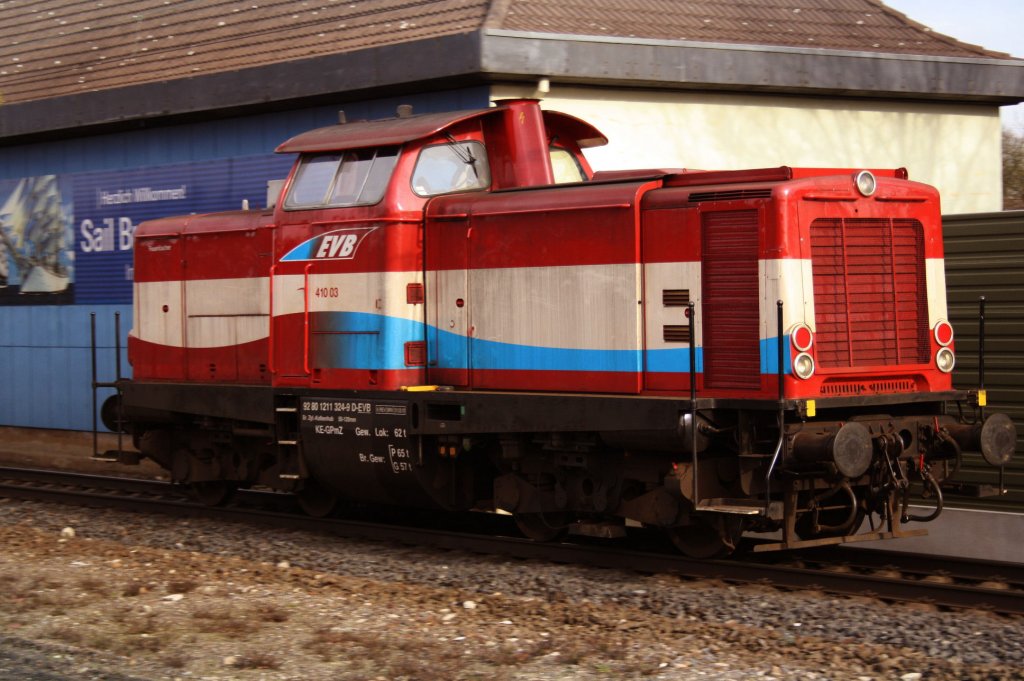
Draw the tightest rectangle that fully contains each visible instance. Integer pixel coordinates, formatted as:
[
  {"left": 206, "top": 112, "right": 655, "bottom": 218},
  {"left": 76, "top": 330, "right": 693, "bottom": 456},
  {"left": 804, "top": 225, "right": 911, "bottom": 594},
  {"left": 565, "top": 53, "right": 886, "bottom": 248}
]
[
  {"left": 793, "top": 352, "right": 815, "bottom": 379},
  {"left": 936, "top": 347, "right": 955, "bottom": 373},
  {"left": 933, "top": 320, "right": 954, "bottom": 347},
  {"left": 854, "top": 170, "right": 876, "bottom": 197}
]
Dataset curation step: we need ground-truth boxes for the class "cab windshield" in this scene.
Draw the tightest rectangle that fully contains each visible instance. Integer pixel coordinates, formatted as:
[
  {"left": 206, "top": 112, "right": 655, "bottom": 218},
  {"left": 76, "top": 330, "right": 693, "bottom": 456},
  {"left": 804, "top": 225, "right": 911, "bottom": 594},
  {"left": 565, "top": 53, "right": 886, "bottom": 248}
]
[
  {"left": 550, "top": 147, "right": 586, "bottom": 183},
  {"left": 284, "top": 147, "right": 399, "bottom": 209},
  {"left": 411, "top": 141, "right": 490, "bottom": 196}
]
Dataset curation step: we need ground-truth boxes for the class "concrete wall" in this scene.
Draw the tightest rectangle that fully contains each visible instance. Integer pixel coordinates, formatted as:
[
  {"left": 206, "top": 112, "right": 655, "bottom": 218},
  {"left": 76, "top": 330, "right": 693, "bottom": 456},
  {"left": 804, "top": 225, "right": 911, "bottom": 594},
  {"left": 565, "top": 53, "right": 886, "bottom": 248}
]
[{"left": 491, "top": 85, "right": 1004, "bottom": 215}]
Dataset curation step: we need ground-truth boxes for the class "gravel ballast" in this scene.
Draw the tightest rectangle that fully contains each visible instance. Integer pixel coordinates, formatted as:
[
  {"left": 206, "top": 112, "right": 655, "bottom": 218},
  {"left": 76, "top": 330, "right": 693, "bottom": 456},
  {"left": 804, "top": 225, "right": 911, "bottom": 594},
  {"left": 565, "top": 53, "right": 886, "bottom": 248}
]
[
  {"left": 1, "top": 428, "right": 1022, "bottom": 680},
  {"left": 1, "top": 495, "right": 1022, "bottom": 681}
]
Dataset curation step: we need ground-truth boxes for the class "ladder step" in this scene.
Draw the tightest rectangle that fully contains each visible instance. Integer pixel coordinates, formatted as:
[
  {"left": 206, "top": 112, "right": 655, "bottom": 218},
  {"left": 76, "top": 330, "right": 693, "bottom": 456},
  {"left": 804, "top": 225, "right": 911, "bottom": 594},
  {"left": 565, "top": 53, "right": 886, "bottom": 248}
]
[
  {"left": 697, "top": 498, "right": 772, "bottom": 516},
  {"left": 279, "top": 474, "right": 300, "bottom": 480},
  {"left": 569, "top": 522, "right": 627, "bottom": 539},
  {"left": 92, "top": 451, "right": 141, "bottom": 465},
  {"left": 278, "top": 439, "right": 298, "bottom": 446}
]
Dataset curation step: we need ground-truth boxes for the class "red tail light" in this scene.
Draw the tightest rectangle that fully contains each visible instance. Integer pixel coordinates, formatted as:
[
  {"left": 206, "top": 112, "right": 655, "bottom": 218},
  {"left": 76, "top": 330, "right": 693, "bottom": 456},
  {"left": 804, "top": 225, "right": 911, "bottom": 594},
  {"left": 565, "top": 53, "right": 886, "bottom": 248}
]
[{"left": 791, "top": 324, "right": 813, "bottom": 352}]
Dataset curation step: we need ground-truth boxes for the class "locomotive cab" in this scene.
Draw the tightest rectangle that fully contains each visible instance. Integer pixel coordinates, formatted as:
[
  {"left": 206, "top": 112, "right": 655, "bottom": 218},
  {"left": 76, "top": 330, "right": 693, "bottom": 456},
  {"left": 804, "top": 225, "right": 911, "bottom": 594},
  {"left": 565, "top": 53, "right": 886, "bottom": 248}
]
[{"left": 262, "top": 100, "right": 605, "bottom": 391}]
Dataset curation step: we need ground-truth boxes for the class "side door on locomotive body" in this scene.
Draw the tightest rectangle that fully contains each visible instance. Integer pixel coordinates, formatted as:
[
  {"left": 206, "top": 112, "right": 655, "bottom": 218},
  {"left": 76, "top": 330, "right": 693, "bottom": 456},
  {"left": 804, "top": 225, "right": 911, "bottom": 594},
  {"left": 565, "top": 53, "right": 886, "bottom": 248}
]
[{"left": 269, "top": 145, "right": 425, "bottom": 391}]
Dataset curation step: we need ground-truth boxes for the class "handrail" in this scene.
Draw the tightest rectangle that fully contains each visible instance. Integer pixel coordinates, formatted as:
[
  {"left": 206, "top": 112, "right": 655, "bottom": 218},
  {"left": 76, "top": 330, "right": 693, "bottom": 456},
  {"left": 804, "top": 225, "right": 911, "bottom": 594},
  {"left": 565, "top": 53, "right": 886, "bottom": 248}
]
[
  {"left": 687, "top": 301, "right": 698, "bottom": 505},
  {"left": 268, "top": 264, "right": 277, "bottom": 374},
  {"left": 303, "top": 263, "right": 312, "bottom": 376},
  {"left": 978, "top": 295, "right": 986, "bottom": 412},
  {"left": 764, "top": 300, "right": 786, "bottom": 514}
]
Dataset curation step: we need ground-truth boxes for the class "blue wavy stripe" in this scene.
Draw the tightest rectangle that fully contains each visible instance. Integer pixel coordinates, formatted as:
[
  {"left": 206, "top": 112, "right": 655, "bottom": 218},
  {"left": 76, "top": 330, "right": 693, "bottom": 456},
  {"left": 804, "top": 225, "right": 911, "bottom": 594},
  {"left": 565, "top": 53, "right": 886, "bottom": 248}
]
[
  {"left": 280, "top": 240, "right": 319, "bottom": 261},
  {"left": 760, "top": 336, "right": 793, "bottom": 374},
  {"left": 311, "top": 312, "right": 419, "bottom": 370},
  {"left": 309, "top": 311, "right": 790, "bottom": 375},
  {"left": 470, "top": 335, "right": 643, "bottom": 373}
]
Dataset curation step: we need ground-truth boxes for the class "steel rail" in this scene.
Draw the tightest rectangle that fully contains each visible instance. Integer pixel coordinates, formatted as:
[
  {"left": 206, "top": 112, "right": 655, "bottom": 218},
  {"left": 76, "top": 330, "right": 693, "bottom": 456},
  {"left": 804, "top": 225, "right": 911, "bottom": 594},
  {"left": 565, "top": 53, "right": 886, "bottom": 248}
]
[
  {"left": 782, "top": 545, "right": 1024, "bottom": 586},
  {"left": 1, "top": 466, "right": 1023, "bottom": 616}
]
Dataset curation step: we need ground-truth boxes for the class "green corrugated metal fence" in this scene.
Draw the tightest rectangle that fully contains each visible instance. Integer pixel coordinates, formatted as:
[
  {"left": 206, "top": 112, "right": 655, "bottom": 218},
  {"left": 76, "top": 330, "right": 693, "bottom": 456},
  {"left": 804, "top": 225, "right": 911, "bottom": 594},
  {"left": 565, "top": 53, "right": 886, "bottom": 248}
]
[{"left": 943, "top": 211, "right": 1024, "bottom": 510}]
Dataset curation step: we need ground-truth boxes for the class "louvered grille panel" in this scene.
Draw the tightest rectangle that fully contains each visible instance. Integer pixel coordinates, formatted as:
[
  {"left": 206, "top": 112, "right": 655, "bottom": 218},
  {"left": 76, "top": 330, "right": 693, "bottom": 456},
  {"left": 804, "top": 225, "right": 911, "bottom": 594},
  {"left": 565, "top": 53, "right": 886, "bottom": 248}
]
[
  {"left": 662, "top": 289, "right": 690, "bottom": 306},
  {"left": 689, "top": 189, "right": 773, "bottom": 203},
  {"left": 702, "top": 210, "right": 761, "bottom": 389},
  {"left": 811, "top": 218, "right": 929, "bottom": 368},
  {"left": 663, "top": 325, "right": 691, "bottom": 343}
]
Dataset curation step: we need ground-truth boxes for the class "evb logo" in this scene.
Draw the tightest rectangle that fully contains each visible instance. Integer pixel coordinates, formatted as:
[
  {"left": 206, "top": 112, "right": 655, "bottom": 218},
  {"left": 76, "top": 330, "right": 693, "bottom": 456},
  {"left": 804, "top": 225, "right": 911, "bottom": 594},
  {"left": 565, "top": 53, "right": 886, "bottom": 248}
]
[{"left": 281, "top": 226, "right": 377, "bottom": 262}]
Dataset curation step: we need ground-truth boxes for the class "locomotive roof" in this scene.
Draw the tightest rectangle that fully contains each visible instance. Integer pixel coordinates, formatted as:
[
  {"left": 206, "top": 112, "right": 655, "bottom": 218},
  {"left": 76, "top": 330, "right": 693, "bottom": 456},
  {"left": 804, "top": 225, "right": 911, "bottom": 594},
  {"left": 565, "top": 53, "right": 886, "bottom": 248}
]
[{"left": 275, "top": 106, "right": 608, "bottom": 154}]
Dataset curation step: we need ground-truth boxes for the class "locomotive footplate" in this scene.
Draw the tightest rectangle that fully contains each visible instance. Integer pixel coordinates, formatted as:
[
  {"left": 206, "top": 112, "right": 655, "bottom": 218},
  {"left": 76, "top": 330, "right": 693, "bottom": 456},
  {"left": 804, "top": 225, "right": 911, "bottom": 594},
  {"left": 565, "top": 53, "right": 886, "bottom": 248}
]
[{"left": 751, "top": 527, "right": 929, "bottom": 553}]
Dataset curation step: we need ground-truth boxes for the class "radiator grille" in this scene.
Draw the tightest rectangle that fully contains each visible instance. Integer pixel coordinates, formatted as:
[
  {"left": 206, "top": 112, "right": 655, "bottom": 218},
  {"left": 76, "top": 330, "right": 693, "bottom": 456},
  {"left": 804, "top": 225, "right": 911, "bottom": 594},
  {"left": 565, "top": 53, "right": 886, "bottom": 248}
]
[
  {"left": 820, "top": 378, "right": 917, "bottom": 396},
  {"left": 810, "top": 218, "right": 929, "bottom": 368}
]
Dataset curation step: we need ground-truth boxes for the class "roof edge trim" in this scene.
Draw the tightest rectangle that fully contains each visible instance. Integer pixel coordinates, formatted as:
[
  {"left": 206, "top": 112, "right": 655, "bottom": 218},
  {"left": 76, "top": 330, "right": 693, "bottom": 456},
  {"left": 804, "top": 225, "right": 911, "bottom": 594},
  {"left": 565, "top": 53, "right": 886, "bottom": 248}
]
[
  {"left": 480, "top": 29, "right": 1024, "bottom": 104},
  {"left": 483, "top": 28, "right": 1024, "bottom": 67},
  {"left": 0, "top": 32, "right": 485, "bottom": 143}
]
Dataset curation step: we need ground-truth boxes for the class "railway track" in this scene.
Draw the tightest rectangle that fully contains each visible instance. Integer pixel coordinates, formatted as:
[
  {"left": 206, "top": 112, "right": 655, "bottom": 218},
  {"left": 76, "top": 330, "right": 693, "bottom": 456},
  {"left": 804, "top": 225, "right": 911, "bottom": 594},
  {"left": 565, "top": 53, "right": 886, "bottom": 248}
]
[{"left": 2, "top": 465, "right": 1023, "bottom": 616}]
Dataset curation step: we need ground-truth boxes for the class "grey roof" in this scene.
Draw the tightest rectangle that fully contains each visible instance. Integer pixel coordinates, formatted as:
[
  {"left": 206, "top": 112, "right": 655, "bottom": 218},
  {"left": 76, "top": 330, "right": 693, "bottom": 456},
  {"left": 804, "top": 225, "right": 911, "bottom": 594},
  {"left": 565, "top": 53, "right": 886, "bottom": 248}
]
[{"left": 1, "top": 0, "right": 1022, "bottom": 142}]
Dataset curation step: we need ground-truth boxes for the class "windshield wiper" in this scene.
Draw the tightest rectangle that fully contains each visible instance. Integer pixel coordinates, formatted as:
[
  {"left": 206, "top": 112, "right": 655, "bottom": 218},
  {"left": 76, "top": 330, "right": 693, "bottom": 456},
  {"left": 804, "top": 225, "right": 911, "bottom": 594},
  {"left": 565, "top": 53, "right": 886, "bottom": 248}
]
[{"left": 445, "top": 134, "right": 479, "bottom": 181}]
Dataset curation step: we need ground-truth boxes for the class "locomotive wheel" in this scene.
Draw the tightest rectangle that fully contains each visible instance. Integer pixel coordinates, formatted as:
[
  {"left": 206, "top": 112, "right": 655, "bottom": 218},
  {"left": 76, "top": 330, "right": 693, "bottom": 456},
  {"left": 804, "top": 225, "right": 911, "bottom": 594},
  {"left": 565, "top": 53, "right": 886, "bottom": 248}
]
[
  {"left": 296, "top": 481, "right": 339, "bottom": 518},
  {"left": 190, "top": 481, "right": 237, "bottom": 507},
  {"left": 668, "top": 516, "right": 742, "bottom": 559},
  {"left": 514, "top": 512, "right": 568, "bottom": 542}
]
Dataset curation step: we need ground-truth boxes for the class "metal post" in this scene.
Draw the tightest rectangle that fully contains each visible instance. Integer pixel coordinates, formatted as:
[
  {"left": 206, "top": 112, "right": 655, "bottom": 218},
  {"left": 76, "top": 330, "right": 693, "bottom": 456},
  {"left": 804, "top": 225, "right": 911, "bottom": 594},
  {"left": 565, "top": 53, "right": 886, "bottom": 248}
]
[
  {"left": 687, "top": 301, "right": 698, "bottom": 505},
  {"left": 777, "top": 301, "right": 785, "bottom": 401},
  {"left": 977, "top": 297, "right": 1004, "bottom": 492},
  {"left": 764, "top": 300, "right": 786, "bottom": 515},
  {"left": 114, "top": 312, "right": 122, "bottom": 380},
  {"left": 114, "top": 312, "right": 123, "bottom": 456},
  {"left": 90, "top": 313, "right": 98, "bottom": 458},
  {"left": 978, "top": 295, "right": 986, "bottom": 395}
]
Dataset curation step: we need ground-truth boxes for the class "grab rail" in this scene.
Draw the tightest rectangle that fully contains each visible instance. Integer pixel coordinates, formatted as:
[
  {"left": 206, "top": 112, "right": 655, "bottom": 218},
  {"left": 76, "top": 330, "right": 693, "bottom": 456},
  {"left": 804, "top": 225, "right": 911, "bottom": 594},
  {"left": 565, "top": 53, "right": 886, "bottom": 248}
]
[
  {"left": 764, "top": 300, "right": 786, "bottom": 514},
  {"left": 687, "top": 301, "right": 699, "bottom": 505},
  {"left": 303, "top": 263, "right": 312, "bottom": 375},
  {"left": 268, "top": 264, "right": 277, "bottom": 374}
]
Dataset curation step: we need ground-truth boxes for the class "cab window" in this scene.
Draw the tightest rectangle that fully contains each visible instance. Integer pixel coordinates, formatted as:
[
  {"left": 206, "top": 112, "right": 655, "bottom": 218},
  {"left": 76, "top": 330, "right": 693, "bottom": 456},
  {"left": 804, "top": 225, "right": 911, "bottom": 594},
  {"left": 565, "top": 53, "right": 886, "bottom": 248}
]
[
  {"left": 412, "top": 141, "right": 490, "bottom": 196},
  {"left": 284, "top": 147, "right": 399, "bottom": 209},
  {"left": 550, "top": 147, "right": 586, "bottom": 184}
]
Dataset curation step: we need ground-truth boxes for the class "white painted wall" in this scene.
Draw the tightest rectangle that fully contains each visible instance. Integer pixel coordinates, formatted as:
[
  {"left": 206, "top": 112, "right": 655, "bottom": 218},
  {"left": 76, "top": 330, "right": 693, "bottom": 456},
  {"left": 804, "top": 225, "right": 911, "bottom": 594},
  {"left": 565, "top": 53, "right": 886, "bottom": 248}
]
[{"left": 491, "top": 85, "right": 1003, "bottom": 214}]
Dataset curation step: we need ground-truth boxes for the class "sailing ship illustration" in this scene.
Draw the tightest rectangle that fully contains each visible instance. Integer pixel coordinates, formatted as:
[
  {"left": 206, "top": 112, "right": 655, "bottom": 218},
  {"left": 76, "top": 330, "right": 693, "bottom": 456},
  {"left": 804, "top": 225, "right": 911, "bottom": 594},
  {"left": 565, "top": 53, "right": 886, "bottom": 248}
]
[{"left": 0, "top": 175, "right": 73, "bottom": 294}]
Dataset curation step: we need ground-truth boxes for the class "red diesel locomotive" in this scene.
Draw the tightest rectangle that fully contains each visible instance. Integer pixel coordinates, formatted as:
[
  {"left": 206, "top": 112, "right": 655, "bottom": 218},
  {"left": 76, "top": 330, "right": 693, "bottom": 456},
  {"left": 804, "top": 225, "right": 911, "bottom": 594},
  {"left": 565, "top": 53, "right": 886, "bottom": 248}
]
[{"left": 100, "top": 99, "right": 1015, "bottom": 557}]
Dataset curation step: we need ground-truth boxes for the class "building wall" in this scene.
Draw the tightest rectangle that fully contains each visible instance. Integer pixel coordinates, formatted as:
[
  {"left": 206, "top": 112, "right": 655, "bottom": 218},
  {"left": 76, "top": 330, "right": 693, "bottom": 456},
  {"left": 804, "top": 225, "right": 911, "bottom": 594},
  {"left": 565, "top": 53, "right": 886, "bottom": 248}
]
[
  {"left": 0, "top": 87, "right": 490, "bottom": 431},
  {"left": 491, "top": 85, "right": 1004, "bottom": 215},
  {"left": 1, "top": 81, "right": 1006, "bottom": 431}
]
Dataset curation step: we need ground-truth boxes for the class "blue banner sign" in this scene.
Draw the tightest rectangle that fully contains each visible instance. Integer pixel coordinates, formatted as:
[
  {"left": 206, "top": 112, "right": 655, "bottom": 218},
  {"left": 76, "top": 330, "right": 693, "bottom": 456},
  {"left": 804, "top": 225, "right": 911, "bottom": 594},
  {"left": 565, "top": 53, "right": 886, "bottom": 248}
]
[{"left": 0, "top": 154, "right": 293, "bottom": 306}]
